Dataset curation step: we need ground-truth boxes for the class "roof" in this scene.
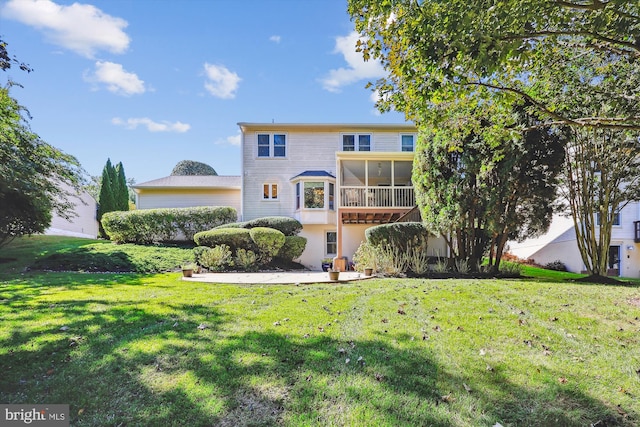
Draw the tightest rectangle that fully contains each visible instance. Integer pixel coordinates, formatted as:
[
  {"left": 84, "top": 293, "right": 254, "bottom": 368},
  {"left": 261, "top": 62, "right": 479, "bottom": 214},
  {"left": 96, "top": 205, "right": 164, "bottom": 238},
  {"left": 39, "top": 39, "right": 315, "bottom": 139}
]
[
  {"left": 133, "top": 175, "right": 241, "bottom": 190},
  {"left": 290, "top": 170, "right": 336, "bottom": 180},
  {"left": 237, "top": 122, "right": 417, "bottom": 132}
]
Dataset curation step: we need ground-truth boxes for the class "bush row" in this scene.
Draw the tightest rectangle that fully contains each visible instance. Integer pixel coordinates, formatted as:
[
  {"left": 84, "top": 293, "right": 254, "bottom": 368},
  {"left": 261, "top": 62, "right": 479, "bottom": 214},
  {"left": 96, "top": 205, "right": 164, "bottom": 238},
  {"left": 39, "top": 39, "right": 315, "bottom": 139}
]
[
  {"left": 214, "top": 216, "right": 302, "bottom": 236},
  {"left": 102, "top": 206, "right": 237, "bottom": 244},
  {"left": 194, "top": 227, "right": 306, "bottom": 265}
]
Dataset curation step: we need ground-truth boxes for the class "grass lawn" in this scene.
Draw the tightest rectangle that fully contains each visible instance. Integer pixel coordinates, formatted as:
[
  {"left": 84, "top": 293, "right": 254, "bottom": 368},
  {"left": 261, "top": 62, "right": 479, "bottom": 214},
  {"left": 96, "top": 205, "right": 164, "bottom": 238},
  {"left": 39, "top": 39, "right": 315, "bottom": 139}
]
[{"left": 1, "top": 236, "right": 640, "bottom": 426}]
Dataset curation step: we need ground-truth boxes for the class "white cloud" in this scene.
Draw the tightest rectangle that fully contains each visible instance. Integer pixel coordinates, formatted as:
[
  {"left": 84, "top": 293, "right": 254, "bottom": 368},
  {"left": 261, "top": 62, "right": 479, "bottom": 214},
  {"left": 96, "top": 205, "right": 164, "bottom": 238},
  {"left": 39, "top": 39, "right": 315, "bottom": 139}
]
[
  {"left": 84, "top": 61, "right": 145, "bottom": 96},
  {"left": 269, "top": 35, "right": 281, "bottom": 43},
  {"left": 215, "top": 132, "right": 241, "bottom": 146},
  {"left": 203, "top": 63, "right": 241, "bottom": 99},
  {"left": 112, "top": 117, "right": 190, "bottom": 133},
  {"left": 1, "top": 0, "right": 130, "bottom": 58},
  {"left": 320, "top": 31, "right": 385, "bottom": 93}
]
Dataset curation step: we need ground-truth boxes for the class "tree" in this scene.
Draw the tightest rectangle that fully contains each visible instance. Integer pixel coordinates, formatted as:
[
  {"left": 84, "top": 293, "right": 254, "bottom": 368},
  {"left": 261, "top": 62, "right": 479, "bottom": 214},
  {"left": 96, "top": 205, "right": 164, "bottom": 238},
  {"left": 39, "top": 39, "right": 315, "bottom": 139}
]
[
  {"left": 348, "top": 0, "right": 640, "bottom": 130},
  {"left": 114, "top": 162, "right": 129, "bottom": 211},
  {"left": 0, "top": 87, "right": 83, "bottom": 248},
  {"left": 97, "top": 160, "right": 115, "bottom": 237},
  {"left": 171, "top": 160, "right": 217, "bottom": 176},
  {"left": 413, "top": 100, "right": 567, "bottom": 272},
  {"left": 560, "top": 128, "right": 640, "bottom": 276},
  {"left": 96, "top": 159, "right": 129, "bottom": 237}
]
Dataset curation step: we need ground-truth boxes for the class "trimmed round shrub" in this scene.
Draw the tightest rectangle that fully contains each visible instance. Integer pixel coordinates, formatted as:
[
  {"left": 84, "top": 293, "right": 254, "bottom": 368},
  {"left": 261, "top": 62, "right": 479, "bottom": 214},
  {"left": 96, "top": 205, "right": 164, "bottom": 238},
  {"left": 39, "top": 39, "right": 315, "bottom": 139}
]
[
  {"left": 213, "top": 221, "right": 249, "bottom": 230},
  {"left": 276, "top": 235, "right": 307, "bottom": 261},
  {"left": 194, "top": 228, "right": 254, "bottom": 252},
  {"left": 365, "top": 222, "right": 430, "bottom": 252},
  {"left": 245, "top": 217, "right": 302, "bottom": 236},
  {"left": 249, "top": 227, "right": 286, "bottom": 259}
]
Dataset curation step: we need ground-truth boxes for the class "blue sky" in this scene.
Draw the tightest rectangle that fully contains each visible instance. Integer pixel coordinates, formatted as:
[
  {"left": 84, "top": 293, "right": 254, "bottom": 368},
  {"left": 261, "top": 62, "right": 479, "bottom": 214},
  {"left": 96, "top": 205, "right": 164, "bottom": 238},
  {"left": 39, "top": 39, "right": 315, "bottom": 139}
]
[{"left": 0, "top": 0, "right": 405, "bottom": 184}]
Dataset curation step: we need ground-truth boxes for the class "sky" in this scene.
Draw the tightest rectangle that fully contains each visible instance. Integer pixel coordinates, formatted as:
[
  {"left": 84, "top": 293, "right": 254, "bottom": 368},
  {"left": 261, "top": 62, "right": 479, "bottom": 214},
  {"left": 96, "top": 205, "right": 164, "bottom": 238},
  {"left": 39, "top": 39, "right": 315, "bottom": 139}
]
[{"left": 0, "top": 0, "right": 406, "bottom": 185}]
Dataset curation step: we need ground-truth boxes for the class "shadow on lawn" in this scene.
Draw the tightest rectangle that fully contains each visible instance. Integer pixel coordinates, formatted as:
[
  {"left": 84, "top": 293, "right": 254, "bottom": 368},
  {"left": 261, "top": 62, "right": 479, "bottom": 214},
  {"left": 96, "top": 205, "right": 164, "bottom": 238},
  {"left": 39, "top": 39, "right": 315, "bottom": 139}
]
[{"left": 0, "top": 295, "right": 633, "bottom": 426}]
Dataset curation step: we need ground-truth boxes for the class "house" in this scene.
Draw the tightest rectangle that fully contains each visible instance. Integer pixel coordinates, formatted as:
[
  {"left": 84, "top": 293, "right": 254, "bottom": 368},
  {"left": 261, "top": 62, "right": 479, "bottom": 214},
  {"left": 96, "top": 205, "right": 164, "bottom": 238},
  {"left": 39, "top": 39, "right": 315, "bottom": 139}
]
[
  {"left": 45, "top": 182, "right": 99, "bottom": 239},
  {"left": 238, "top": 122, "right": 447, "bottom": 270},
  {"left": 132, "top": 175, "right": 241, "bottom": 217},
  {"left": 508, "top": 202, "right": 640, "bottom": 278}
]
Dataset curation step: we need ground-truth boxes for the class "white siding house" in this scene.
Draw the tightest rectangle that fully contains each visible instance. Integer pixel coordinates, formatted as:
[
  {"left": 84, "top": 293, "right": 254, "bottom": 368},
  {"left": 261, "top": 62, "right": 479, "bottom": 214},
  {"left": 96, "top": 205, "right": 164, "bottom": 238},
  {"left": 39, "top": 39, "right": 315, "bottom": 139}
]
[
  {"left": 45, "top": 182, "right": 99, "bottom": 239},
  {"left": 508, "top": 202, "right": 640, "bottom": 278},
  {"left": 239, "top": 123, "right": 447, "bottom": 270},
  {"left": 133, "top": 176, "right": 242, "bottom": 218}
]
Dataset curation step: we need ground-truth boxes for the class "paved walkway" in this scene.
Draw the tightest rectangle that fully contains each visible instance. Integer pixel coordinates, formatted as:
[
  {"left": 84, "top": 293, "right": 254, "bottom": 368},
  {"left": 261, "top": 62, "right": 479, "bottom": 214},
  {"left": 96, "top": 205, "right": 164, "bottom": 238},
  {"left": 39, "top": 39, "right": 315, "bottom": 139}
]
[{"left": 182, "top": 270, "right": 373, "bottom": 285}]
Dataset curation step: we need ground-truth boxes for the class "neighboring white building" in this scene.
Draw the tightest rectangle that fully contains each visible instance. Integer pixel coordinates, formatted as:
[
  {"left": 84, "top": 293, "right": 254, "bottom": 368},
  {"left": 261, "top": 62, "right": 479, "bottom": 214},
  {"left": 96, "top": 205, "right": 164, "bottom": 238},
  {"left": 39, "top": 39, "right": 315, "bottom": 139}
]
[
  {"left": 238, "top": 122, "right": 447, "bottom": 270},
  {"left": 508, "top": 202, "right": 640, "bottom": 278},
  {"left": 132, "top": 175, "right": 241, "bottom": 217},
  {"left": 45, "top": 182, "right": 99, "bottom": 239}
]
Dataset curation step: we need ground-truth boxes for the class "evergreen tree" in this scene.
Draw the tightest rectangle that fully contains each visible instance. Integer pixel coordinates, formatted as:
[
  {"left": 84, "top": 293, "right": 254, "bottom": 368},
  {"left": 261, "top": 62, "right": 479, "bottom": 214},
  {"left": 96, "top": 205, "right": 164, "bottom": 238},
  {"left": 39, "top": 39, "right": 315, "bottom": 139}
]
[
  {"left": 115, "top": 162, "right": 129, "bottom": 211},
  {"left": 97, "top": 160, "right": 115, "bottom": 237}
]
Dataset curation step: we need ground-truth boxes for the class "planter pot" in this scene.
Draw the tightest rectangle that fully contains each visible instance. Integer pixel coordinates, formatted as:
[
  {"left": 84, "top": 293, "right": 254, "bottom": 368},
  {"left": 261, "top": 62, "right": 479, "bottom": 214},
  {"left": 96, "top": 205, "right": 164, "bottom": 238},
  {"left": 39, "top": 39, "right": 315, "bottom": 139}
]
[
  {"left": 182, "top": 269, "right": 194, "bottom": 278},
  {"left": 364, "top": 268, "right": 374, "bottom": 276},
  {"left": 328, "top": 271, "right": 340, "bottom": 281}
]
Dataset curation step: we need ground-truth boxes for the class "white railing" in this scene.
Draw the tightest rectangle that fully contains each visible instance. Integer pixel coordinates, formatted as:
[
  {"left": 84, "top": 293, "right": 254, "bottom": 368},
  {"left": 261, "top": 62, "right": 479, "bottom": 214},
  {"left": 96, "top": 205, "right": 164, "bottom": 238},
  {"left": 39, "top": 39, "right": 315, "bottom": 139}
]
[{"left": 340, "top": 186, "right": 415, "bottom": 208}]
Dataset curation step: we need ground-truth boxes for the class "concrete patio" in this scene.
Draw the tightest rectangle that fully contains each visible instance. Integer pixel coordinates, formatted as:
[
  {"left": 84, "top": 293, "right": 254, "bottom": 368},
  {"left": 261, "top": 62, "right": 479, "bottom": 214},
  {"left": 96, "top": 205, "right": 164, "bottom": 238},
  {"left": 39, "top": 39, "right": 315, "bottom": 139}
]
[{"left": 181, "top": 270, "right": 373, "bottom": 285}]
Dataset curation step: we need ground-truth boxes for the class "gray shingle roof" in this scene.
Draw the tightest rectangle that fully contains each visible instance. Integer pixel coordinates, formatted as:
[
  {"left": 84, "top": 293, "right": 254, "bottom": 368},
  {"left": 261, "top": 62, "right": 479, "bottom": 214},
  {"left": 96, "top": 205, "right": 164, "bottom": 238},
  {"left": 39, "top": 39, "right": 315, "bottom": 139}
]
[
  {"left": 133, "top": 175, "right": 241, "bottom": 189},
  {"left": 290, "top": 170, "right": 336, "bottom": 180}
]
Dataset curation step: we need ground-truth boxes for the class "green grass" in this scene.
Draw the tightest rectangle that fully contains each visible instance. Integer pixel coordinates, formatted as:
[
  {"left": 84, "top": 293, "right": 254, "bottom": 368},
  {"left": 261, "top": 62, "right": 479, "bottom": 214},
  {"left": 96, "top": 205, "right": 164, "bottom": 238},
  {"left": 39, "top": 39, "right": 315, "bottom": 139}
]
[
  {"left": 0, "top": 235, "right": 194, "bottom": 275},
  {"left": 1, "top": 237, "right": 640, "bottom": 426}
]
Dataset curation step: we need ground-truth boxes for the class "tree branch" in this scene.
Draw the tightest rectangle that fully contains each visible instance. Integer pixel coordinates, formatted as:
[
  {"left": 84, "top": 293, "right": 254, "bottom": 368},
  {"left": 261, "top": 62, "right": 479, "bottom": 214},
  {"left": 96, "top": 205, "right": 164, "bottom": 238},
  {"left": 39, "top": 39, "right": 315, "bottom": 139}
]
[
  {"left": 463, "top": 81, "right": 640, "bottom": 130},
  {"left": 499, "top": 30, "right": 639, "bottom": 55}
]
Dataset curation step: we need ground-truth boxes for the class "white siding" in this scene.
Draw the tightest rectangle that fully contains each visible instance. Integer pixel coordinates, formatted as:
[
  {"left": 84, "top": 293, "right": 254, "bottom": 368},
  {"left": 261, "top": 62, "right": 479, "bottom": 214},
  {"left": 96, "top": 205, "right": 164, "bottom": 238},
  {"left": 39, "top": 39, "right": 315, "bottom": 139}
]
[
  {"left": 137, "top": 189, "right": 241, "bottom": 218},
  {"left": 46, "top": 184, "right": 99, "bottom": 239},
  {"left": 242, "top": 129, "right": 413, "bottom": 221}
]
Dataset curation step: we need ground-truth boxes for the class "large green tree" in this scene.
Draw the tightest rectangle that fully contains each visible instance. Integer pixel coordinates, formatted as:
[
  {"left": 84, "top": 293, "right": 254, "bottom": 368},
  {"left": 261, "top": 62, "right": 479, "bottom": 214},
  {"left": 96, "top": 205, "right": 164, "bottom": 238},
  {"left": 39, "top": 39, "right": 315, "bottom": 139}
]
[
  {"left": 348, "top": 0, "right": 640, "bottom": 130},
  {"left": 171, "top": 160, "right": 217, "bottom": 176},
  {"left": 414, "top": 100, "right": 567, "bottom": 272},
  {"left": 0, "top": 80, "right": 83, "bottom": 247}
]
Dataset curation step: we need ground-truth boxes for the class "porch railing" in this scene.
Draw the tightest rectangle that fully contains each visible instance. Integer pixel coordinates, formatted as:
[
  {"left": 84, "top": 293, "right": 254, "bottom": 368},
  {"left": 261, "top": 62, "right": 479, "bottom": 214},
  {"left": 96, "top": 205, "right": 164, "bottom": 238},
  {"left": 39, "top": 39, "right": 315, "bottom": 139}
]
[{"left": 340, "top": 186, "right": 415, "bottom": 208}]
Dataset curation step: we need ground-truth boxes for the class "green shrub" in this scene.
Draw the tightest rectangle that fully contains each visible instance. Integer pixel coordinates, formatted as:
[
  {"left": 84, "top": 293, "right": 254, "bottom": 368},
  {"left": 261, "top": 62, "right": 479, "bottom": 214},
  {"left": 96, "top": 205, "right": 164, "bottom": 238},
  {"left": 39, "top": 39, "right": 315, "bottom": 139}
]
[
  {"left": 544, "top": 260, "right": 567, "bottom": 272},
  {"left": 235, "top": 249, "right": 258, "bottom": 271},
  {"left": 245, "top": 216, "right": 302, "bottom": 236},
  {"left": 352, "top": 241, "right": 378, "bottom": 272},
  {"left": 365, "top": 222, "right": 430, "bottom": 253},
  {"left": 193, "top": 228, "right": 253, "bottom": 252},
  {"left": 213, "top": 221, "right": 249, "bottom": 230},
  {"left": 199, "top": 245, "right": 233, "bottom": 271},
  {"left": 102, "top": 206, "right": 237, "bottom": 244},
  {"left": 214, "top": 216, "right": 302, "bottom": 236},
  {"left": 276, "top": 235, "right": 307, "bottom": 261},
  {"left": 249, "top": 227, "right": 285, "bottom": 263}
]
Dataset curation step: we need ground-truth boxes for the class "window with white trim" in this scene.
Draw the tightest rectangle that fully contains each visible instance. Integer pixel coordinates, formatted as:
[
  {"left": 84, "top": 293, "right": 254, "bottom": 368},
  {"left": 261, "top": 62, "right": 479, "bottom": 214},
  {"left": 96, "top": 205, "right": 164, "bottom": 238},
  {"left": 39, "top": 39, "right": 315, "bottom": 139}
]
[
  {"left": 263, "top": 183, "right": 278, "bottom": 200},
  {"left": 401, "top": 134, "right": 415, "bottom": 152},
  {"left": 326, "top": 231, "right": 337, "bottom": 256},
  {"left": 257, "top": 133, "right": 286, "bottom": 158},
  {"left": 342, "top": 134, "right": 371, "bottom": 151},
  {"left": 596, "top": 211, "right": 621, "bottom": 226}
]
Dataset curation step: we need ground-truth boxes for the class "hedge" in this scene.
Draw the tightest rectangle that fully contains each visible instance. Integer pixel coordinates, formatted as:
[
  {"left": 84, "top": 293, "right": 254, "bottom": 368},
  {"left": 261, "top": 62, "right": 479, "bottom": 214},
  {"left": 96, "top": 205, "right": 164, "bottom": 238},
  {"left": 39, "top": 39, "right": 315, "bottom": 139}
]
[
  {"left": 249, "top": 227, "right": 285, "bottom": 259},
  {"left": 193, "top": 228, "right": 254, "bottom": 252},
  {"left": 102, "top": 206, "right": 237, "bottom": 244},
  {"left": 214, "top": 216, "right": 302, "bottom": 236},
  {"left": 276, "top": 235, "right": 307, "bottom": 261},
  {"left": 365, "top": 222, "right": 430, "bottom": 252}
]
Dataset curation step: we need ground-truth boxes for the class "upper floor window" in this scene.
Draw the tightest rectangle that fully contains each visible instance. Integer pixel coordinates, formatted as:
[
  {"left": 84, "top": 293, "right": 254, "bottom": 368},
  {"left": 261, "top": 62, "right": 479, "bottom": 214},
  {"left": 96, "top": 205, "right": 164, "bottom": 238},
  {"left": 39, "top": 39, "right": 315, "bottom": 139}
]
[
  {"left": 263, "top": 183, "right": 278, "bottom": 200},
  {"left": 401, "top": 134, "right": 415, "bottom": 152},
  {"left": 257, "top": 133, "right": 286, "bottom": 158},
  {"left": 596, "top": 211, "right": 621, "bottom": 226},
  {"left": 342, "top": 134, "right": 371, "bottom": 151}
]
